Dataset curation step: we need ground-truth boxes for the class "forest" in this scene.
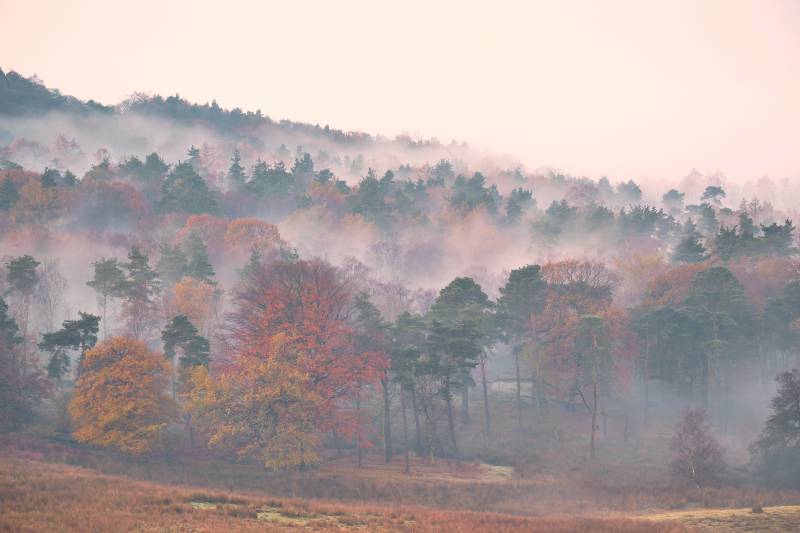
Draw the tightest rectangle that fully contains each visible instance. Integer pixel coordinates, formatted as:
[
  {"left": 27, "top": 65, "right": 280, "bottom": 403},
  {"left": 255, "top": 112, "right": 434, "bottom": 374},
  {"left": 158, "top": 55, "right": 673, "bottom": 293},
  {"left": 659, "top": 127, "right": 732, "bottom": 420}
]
[{"left": 1, "top": 67, "right": 800, "bottom": 531}]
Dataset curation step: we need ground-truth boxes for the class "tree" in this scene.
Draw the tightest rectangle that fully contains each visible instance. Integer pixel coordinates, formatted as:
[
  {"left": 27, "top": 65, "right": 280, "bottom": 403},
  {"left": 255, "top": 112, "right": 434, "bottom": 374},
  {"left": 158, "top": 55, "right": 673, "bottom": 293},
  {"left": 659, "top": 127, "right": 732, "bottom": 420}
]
[
  {"left": 662, "top": 189, "right": 685, "bottom": 215},
  {"left": 389, "top": 311, "right": 426, "bottom": 471},
  {"left": 227, "top": 149, "right": 247, "bottom": 190},
  {"left": 172, "top": 277, "right": 217, "bottom": 335},
  {"left": 5, "top": 255, "right": 40, "bottom": 340},
  {"left": 701, "top": 185, "right": 726, "bottom": 206},
  {"left": 158, "top": 161, "right": 217, "bottom": 214},
  {"left": 69, "top": 337, "right": 175, "bottom": 454},
  {"left": 0, "top": 176, "right": 19, "bottom": 211},
  {"left": 425, "top": 318, "right": 482, "bottom": 459},
  {"left": 156, "top": 243, "right": 188, "bottom": 285},
  {"left": 87, "top": 258, "right": 126, "bottom": 339},
  {"left": 228, "top": 258, "right": 385, "bottom": 438},
  {"left": 352, "top": 292, "right": 392, "bottom": 463},
  {"left": 184, "top": 232, "right": 215, "bottom": 283},
  {"left": 684, "top": 266, "right": 756, "bottom": 410},
  {"left": 751, "top": 369, "right": 800, "bottom": 489},
  {"left": 38, "top": 312, "right": 100, "bottom": 379},
  {"left": 430, "top": 277, "right": 493, "bottom": 430},
  {"left": 119, "top": 247, "right": 161, "bottom": 340},
  {"left": 669, "top": 408, "right": 725, "bottom": 486},
  {"left": 187, "top": 333, "right": 323, "bottom": 470},
  {"left": 574, "top": 315, "right": 612, "bottom": 459},
  {"left": 497, "top": 265, "right": 547, "bottom": 428},
  {"left": 672, "top": 220, "right": 707, "bottom": 264},
  {"left": 0, "top": 296, "right": 47, "bottom": 430}
]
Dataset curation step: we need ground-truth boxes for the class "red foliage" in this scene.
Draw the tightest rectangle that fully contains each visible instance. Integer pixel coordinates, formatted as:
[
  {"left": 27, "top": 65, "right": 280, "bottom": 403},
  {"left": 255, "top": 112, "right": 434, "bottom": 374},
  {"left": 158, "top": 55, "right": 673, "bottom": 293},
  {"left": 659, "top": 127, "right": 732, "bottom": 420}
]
[{"left": 226, "top": 258, "right": 387, "bottom": 435}]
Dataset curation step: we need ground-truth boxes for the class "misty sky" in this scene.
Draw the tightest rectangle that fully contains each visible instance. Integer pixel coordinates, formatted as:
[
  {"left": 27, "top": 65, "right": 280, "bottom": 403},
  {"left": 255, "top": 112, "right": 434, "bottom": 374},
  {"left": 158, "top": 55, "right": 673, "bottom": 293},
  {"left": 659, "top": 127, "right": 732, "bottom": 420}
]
[{"left": 2, "top": 0, "right": 799, "bottom": 183}]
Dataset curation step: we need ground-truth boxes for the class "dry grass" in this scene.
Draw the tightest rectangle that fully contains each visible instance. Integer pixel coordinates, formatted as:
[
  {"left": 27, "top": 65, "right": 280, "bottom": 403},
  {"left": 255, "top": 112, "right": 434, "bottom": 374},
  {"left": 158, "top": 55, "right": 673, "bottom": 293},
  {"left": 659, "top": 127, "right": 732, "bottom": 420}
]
[
  {"left": 645, "top": 505, "right": 800, "bottom": 532},
  {"left": 0, "top": 447, "right": 692, "bottom": 532}
]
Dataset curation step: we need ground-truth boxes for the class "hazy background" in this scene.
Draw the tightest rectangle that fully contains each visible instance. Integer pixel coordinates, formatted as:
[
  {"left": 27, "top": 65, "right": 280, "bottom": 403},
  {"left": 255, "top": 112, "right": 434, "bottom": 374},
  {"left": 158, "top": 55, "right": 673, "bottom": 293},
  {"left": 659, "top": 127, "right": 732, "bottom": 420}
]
[{"left": 2, "top": 0, "right": 798, "bottom": 182}]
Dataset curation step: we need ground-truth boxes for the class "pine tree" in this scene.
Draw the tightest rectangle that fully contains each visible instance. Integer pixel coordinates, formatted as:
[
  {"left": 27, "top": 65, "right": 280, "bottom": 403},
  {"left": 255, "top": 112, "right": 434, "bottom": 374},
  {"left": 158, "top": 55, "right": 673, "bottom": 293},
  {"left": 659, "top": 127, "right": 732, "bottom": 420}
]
[
  {"left": 87, "top": 258, "right": 127, "bottom": 340},
  {"left": 0, "top": 177, "right": 19, "bottom": 210},
  {"left": 156, "top": 243, "right": 188, "bottom": 285},
  {"left": 672, "top": 219, "right": 707, "bottom": 264},
  {"left": 184, "top": 233, "right": 215, "bottom": 283},
  {"left": 227, "top": 149, "right": 247, "bottom": 190}
]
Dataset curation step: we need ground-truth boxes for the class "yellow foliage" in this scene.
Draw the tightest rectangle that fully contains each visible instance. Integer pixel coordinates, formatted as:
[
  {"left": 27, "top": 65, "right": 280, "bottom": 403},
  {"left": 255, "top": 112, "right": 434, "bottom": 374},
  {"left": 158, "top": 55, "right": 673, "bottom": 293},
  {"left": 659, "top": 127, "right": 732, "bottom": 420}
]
[
  {"left": 172, "top": 277, "right": 216, "bottom": 332},
  {"left": 69, "top": 337, "right": 176, "bottom": 454},
  {"left": 186, "top": 333, "right": 322, "bottom": 470},
  {"left": 224, "top": 218, "right": 282, "bottom": 253}
]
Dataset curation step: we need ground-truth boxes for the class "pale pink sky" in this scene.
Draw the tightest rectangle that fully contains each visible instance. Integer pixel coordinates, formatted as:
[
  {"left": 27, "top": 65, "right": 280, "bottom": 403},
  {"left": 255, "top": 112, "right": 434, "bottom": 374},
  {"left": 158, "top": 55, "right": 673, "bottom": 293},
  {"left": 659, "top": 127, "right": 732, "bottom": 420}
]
[{"left": 1, "top": 0, "right": 799, "bottom": 182}]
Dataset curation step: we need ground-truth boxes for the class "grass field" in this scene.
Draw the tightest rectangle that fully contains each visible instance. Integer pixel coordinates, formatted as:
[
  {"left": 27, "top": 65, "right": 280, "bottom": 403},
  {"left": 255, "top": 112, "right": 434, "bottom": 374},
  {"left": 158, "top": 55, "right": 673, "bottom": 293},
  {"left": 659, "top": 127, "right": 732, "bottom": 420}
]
[{"left": 0, "top": 450, "right": 689, "bottom": 532}]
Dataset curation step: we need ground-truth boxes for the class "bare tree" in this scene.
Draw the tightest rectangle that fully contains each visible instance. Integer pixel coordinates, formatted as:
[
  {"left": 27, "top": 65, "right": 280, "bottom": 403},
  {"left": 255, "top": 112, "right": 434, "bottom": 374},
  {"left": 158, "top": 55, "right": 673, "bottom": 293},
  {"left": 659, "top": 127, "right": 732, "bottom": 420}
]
[
  {"left": 34, "top": 259, "right": 67, "bottom": 332},
  {"left": 670, "top": 409, "right": 725, "bottom": 486}
]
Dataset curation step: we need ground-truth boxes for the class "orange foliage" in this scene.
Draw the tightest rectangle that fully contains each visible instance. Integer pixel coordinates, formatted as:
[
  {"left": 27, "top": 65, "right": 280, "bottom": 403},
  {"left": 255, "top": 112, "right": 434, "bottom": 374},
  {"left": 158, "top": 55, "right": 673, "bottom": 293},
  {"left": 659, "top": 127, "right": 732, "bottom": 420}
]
[
  {"left": 641, "top": 262, "right": 710, "bottom": 309},
  {"left": 69, "top": 337, "right": 176, "bottom": 454},
  {"left": 223, "top": 218, "right": 283, "bottom": 254},
  {"left": 14, "top": 180, "right": 63, "bottom": 223},
  {"left": 187, "top": 333, "right": 324, "bottom": 469},
  {"left": 175, "top": 214, "right": 228, "bottom": 254},
  {"left": 228, "top": 258, "right": 386, "bottom": 435},
  {"left": 728, "top": 256, "right": 800, "bottom": 310},
  {"left": 172, "top": 277, "right": 217, "bottom": 333},
  {"left": 612, "top": 254, "right": 670, "bottom": 307}
]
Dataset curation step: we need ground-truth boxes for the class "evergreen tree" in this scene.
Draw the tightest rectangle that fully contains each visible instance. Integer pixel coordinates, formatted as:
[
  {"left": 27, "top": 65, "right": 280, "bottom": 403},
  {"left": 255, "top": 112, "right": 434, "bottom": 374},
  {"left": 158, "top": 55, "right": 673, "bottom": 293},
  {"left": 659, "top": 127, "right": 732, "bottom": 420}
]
[
  {"left": 184, "top": 233, "right": 215, "bottom": 283},
  {"left": 0, "top": 177, "right": 19, "bottom": 211},
  {"left": 751, "top": 369, "right": 800, "bottom": 489},
  {"left": 87, "top": 258, "right": 127, "bottom": 339},
  {"left": 497, "top": 264, "right": 548, "bottom": 427},
  {"left": 158, "top": 162, "right": 217, "bottom": 214},
  {"left": 162, "top": 315, "right": 210, "bottom": 369},
  {"left": 156, "top": 243, "right": 189, "bottom": 285},
  {"left": 227, "top": 149, "right": 247, "bottom": 190},
  {"left": 38, "top": 312, "right": 100, "bottom": 378},
  {"left": 672, "top": 219, "right": 707, "bottom": 263}
]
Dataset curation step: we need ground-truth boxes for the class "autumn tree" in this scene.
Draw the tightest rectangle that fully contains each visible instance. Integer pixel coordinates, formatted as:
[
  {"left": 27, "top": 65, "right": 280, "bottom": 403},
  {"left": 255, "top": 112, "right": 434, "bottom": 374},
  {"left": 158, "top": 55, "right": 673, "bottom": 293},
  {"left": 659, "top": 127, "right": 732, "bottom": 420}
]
[
  {"left": 228, "top": 258, "right": 385, "bottom": 449},
  {"left": 188, "top": 333, "right": 324, "bottom": 470},
  {"left": 669, "top": 408, "right": 725, "bottom": 486},
  {"left": 573, "top": 315, "right": 611, "bottom": 459},
  {"left": 69, "top": 337, "right": 175, "bottom": 454}
]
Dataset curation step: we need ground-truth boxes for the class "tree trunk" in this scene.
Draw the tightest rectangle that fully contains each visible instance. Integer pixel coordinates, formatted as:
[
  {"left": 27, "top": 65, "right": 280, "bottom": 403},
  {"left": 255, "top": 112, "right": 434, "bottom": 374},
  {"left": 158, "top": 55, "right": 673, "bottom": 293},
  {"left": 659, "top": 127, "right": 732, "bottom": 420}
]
[
  {"left": 590, "top": 379, "right": 597, "bottom": 459},
  {"left": 356, "top": 388, "right": 363, "bottom": 468},
  {"left": 382, "top": 376, "right": 392, "bottom": 463},
  {"left": 515, "top": 347, "right": 522, "bottom": 429},
  {"left": 445, "top": 380, "right": 459, "bottom": 460},
  {"left": 480, "top": 358, "right": 491, "bottom": 438},
  {"left": 400, "top": 385, "right": 411, "bottom": 474},
  {"left": 411, "top": 385, "right": 422, "bottom": 455},
  {"left": 643, "top": 338, "right": 650, "bottom": 430},
  {"left": 590, "top": 331, "right": 598, "bottom": 460},
  {"left": 461, "top": 379, "right": 470, "bottom": 424}
]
